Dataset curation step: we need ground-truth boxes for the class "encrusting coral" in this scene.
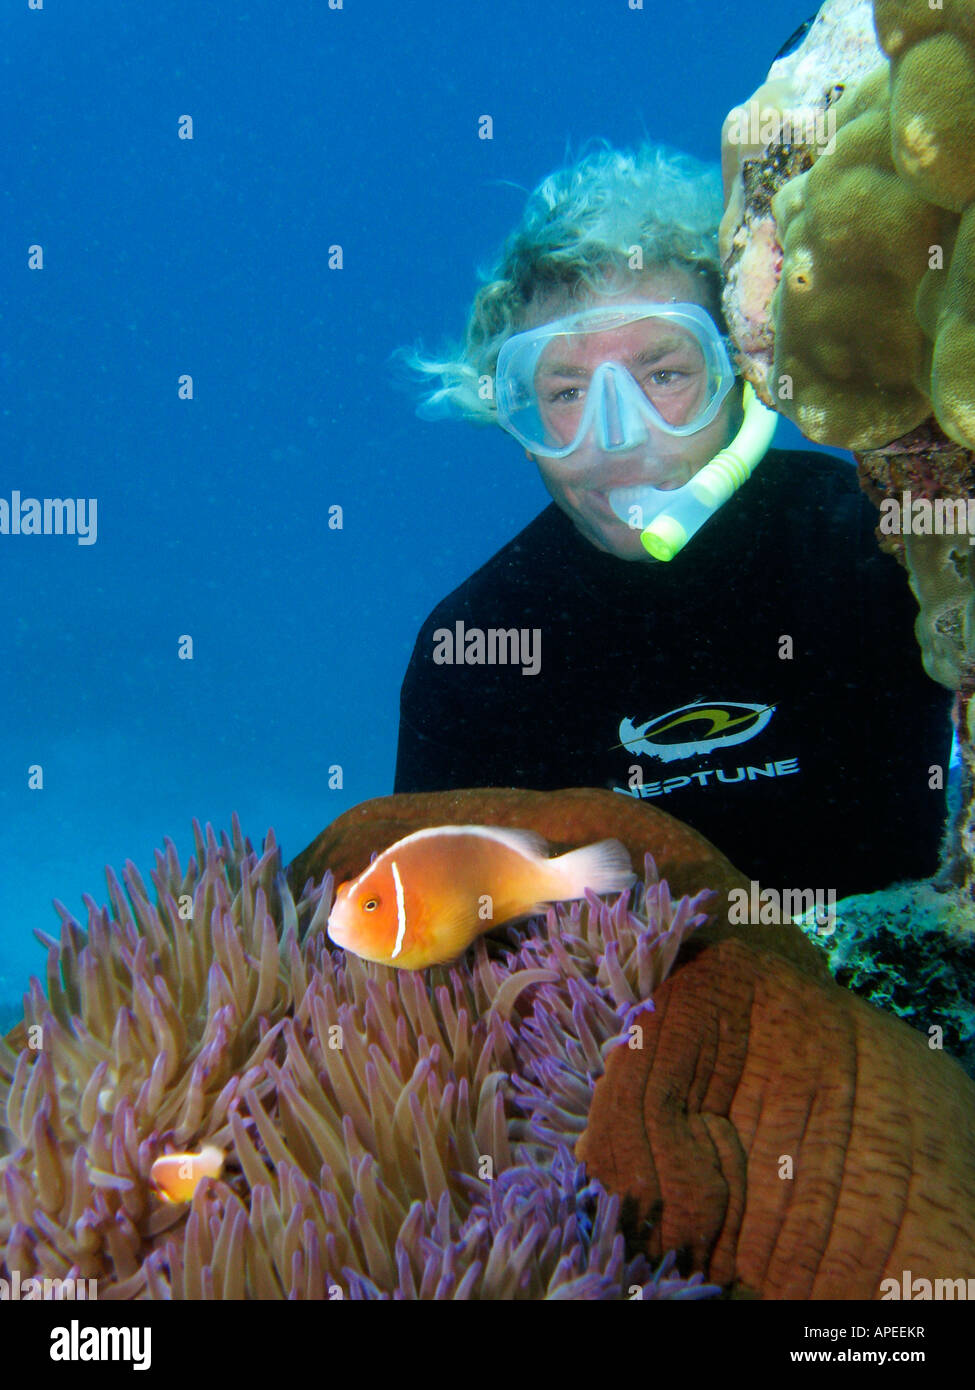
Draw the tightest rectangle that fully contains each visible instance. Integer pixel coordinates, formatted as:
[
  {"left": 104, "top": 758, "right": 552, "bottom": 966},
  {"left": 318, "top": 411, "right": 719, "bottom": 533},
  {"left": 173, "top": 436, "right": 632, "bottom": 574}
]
[
  {"left": 720, "top": 0, "right": 975, "bottom": 899},
  {"left": 720, "top": 0, "right": 975, "bottom": 452},
  {"left": 0, "top": 818, "right": 720, "bottom": 1300},
  {"left": 797, "top": 878, "right": 975, "bottom": 1079},
  {"left": 719, "top": 0, "right": 883, "bottom": 402}
]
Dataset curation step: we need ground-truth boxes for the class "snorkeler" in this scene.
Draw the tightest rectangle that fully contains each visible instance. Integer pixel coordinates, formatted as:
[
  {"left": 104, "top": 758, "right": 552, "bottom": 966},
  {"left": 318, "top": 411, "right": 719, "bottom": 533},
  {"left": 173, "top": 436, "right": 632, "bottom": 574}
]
[{"left": 393, "top": 143, "right": 951, "bottom": 898}]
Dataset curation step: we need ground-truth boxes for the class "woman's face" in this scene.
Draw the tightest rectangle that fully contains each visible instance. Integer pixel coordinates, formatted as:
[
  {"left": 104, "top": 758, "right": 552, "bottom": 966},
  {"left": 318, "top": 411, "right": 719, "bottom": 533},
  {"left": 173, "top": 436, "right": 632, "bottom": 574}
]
[{"left": 521, "top": 266, "right": 742, "bottom": 561}]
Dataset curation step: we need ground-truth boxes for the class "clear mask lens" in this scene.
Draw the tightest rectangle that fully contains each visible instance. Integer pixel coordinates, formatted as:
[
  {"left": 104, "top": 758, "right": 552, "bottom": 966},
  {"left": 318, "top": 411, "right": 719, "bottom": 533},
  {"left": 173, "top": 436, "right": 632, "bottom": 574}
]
[{"left": 496, "top": 302, "right": 735, "bottom": 458}]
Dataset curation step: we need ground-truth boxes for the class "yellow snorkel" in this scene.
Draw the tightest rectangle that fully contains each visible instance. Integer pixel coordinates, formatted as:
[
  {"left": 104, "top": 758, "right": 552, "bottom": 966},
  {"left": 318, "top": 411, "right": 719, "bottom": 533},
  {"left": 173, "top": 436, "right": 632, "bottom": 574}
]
[{"left": 636, "top": 383, "right": 778, "bottom": 561}]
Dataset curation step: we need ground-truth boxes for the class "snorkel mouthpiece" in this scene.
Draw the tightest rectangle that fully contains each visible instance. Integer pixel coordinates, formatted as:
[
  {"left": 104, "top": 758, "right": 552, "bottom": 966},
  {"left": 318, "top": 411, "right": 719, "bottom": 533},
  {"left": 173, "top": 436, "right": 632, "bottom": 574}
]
[{"left": 608, "top": 383, "right": 777, "bottom": 561}]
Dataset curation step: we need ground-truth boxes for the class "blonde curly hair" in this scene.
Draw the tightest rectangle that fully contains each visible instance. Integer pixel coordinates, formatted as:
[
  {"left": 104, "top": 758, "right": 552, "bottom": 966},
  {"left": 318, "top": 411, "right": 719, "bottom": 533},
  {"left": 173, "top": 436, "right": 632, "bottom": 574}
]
[{"left": 401, "top": 141, "right": 725, "bottom": 427}]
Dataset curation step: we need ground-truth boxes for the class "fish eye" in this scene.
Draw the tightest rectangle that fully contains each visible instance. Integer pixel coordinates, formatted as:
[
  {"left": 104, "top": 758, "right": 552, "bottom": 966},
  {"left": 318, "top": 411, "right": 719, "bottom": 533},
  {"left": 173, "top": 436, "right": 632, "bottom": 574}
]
[{"left": 362, "top": 897, "right": 380, "bottom": 912}]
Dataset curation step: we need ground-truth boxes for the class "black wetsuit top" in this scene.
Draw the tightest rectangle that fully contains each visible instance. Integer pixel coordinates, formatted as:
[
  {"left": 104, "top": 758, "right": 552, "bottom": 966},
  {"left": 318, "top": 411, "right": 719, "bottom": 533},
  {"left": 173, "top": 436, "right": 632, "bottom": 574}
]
[{"left": 394, "top": 448, "right": 952, "bottom": 899}]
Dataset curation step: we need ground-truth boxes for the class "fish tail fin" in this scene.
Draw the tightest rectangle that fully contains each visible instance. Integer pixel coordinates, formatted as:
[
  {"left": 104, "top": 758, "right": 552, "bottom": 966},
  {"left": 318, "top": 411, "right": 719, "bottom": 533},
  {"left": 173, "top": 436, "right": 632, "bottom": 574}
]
[{"left": 545, "top": 839, "right": 636, "bottom": 902}]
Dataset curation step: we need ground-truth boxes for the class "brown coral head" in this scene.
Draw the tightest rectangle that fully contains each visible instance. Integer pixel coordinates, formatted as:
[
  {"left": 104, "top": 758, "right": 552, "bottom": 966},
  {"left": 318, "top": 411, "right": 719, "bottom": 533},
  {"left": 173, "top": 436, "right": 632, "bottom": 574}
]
[{"left": 577, "top": 935, "right": 975, "bottom": 1299}]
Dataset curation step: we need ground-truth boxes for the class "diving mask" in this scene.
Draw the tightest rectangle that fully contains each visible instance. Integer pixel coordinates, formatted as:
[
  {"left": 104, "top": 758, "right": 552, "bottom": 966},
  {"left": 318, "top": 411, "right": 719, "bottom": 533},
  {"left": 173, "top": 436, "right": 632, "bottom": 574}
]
[{"left": 494, "top": 301, "right": 737, "bottom": 458}]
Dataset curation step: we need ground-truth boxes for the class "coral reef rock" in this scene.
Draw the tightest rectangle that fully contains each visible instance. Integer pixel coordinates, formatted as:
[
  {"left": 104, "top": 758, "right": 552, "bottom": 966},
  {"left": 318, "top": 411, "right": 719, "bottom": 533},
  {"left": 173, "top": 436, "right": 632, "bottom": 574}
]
[
  {"left": 721, "top": 0, "right": 975, "bottom": 899},
  {"left": 721, "top": 0, "right": 975, "bottom": 453},
  {"left": 797, "top": 876, "right": 975, "bottom": 1078}
]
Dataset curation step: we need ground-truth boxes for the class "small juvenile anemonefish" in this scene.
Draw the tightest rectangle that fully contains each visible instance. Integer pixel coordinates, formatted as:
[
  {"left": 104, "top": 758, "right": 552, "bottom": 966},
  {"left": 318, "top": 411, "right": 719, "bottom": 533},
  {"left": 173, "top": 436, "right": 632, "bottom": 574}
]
[
  {"left": 149, "top": 1144, "right": 224, "bottom": 1204},
  {"left": 326, "top": 824, "right": 636, "bottom": 969}
]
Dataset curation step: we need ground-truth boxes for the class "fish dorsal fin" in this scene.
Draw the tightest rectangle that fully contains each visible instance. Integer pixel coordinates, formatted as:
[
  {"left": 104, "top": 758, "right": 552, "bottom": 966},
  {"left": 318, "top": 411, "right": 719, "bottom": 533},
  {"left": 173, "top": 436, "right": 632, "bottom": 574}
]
[{"left": 388, "top": 823, "right": 549, "bottom": 863}]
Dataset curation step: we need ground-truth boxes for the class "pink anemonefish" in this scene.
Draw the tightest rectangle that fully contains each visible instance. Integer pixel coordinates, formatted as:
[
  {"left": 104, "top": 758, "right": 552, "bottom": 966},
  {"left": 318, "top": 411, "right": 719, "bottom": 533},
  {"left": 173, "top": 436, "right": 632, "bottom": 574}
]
[
  {"left": 149, "top": 1144, "right": 224, "bottom": 1204},
  {"left": 326, "top": 824, "right": 636, "bottom": 970}
]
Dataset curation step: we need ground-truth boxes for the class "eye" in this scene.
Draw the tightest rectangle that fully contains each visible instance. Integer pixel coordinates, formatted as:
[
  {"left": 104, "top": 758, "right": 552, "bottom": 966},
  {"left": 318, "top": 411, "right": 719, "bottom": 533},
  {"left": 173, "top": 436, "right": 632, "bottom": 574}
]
[
  {"left": 362, "top": 897, "right": 380, "bottom": 912},
  {"left": 647, "top": 368, "right": 685, "bottom": 388},
  {"left": 549, "top": 385, "right": 583, "bottom": 404}
]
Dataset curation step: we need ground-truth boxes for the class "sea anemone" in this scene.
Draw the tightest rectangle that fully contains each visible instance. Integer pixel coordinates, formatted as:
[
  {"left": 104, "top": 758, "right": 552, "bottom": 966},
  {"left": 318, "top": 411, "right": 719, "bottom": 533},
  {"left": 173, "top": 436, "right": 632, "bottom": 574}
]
[{"left": 0, "top": 819, "right": 720, "bottom": 1300}]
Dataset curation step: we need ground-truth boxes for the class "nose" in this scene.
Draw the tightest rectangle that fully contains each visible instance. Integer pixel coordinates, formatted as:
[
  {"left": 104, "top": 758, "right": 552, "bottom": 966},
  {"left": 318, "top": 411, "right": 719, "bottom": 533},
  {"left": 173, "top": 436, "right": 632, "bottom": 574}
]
[{"left": 593, "top": 365, "right": 649, "bottom": 452}]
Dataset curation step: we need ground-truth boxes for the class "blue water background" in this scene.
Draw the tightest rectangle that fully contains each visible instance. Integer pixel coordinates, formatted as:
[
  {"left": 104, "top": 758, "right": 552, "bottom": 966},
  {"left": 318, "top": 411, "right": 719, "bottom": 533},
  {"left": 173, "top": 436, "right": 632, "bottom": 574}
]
[{"left": 1, "top": 0, "right": 838, "bottom": 1002}]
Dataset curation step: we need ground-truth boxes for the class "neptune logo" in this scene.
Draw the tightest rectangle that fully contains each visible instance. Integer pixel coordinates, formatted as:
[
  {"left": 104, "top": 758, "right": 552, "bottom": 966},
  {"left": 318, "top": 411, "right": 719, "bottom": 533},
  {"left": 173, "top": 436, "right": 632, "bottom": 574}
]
[{"left": 619, "top": 700, "right": 775, "bottom": 763}]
